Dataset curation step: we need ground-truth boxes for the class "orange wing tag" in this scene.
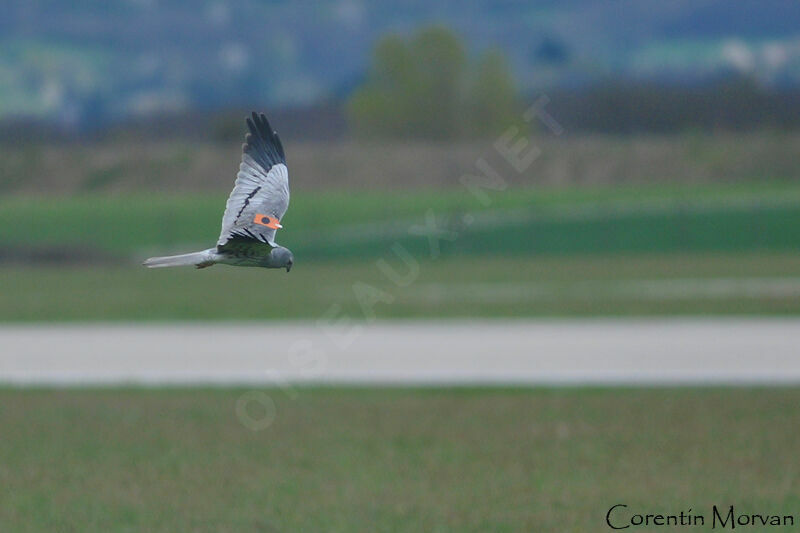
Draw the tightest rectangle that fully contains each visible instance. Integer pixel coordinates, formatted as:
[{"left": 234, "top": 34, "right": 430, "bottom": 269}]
[{"left": 253, "top": 214, "right": 283, "bottom": 229}]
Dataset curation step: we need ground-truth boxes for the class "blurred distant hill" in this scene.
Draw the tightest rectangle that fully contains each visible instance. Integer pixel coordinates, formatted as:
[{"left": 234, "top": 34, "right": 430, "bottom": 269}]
[{"left": 3, "top": 0, "right": 800, "bottom": 129}]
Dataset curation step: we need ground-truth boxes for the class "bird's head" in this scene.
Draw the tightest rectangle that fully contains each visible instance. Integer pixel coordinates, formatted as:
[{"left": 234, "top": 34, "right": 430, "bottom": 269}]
[{"left": 270, "top": 247, "right": 294, "bottom": 272}]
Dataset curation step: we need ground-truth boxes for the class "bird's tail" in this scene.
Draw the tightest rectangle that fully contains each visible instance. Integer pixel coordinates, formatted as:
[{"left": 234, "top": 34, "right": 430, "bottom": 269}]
[{"left": 143, "top": 249, "right": 216, "bottom": 268}]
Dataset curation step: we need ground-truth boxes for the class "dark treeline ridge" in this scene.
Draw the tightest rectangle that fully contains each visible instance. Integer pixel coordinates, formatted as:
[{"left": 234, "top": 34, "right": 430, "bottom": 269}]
[
  {"left": 1, "top": 79, "right": 799, "bottom": 144},
  {"left": 545, "top": 78, "right": 800, "bottom": 134}
]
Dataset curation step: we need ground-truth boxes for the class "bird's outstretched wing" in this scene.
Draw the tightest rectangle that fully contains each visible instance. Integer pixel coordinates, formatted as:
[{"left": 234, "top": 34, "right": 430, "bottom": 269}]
[{"left": 217, "top": 112, "right": 290, "bottom": 251}]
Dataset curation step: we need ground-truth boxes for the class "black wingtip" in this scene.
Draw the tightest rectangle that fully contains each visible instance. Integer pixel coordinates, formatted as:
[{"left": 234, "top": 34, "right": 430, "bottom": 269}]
[
  {"left": 274, "top": 132, "right": 285, "bottom": 160},
  {"left": 242, "top": 111, "right": 286, "bottom": 166},
  {"left": 250, "top": 111, "right": 260, "bottom": 130}
]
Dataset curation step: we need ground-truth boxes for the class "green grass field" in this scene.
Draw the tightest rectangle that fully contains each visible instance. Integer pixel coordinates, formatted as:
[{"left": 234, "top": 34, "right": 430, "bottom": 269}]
[
  {"left": 2, "top": 253, "right": 800, "bottom": 321},
  {"left": 1, "top": 387, "right": 798, "bottom": 532},
  {"left": 2, "top": 181, "right": 799, "bottom": 320},
  {"left": 2, "top": 181, "right": 799, "bottom": 260}
]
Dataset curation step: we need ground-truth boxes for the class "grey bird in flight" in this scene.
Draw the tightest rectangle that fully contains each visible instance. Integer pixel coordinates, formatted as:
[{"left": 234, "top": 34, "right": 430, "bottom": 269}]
[{"left": 144, "top": 112, "right": 293, "bottom": 272}]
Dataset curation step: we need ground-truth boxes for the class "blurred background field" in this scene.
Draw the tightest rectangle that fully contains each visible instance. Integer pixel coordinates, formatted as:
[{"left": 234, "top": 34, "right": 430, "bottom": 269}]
[
  {"left": 4, "top": 254, "right": 800, "bottom": 321},
  {"left": 3, "top": 2, "right": 800, "bottom": 323},
  {"left": 1, "top": 170, "right": 799, "bottom": 320}
]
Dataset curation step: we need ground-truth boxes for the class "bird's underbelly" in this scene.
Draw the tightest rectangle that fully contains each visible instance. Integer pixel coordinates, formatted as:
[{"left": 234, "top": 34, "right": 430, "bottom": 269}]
[{"left": 217, "top": 254, "right": 266, "bottom": 267}]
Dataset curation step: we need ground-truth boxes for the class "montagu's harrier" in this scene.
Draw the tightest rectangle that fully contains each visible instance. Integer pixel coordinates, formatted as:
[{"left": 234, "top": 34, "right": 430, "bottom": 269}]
[{"left": 144, "top": 112, "right": 293, "bottom": 272}]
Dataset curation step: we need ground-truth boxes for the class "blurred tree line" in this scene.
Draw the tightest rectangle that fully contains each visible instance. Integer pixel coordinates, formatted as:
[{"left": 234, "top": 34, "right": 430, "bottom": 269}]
[
  {"left": 347, "top": 26, "right": 525, "bottom": 140},
  {"left": 546, "top": 77, "right": 800, "bottom": 134}
]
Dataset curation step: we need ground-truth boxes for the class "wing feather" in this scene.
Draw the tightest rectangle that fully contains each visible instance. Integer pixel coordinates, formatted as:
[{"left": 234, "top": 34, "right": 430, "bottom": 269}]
[{"left": 217, "top": 112, "right": 290, "bottom": 248}]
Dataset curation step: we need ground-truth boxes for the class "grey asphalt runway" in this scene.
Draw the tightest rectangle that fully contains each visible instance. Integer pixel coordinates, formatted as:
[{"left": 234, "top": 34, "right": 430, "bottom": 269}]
[{"left": 0, "top": 319, "right": 798, "bottom": 385}]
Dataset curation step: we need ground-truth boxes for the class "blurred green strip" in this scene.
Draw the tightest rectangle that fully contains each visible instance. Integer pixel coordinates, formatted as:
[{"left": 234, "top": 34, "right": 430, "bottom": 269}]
[
  {"left": 3, "top": 254, "right": 800, "bottom": 321},
  {"left": 1, "top": 182, "right": 799, "bottom": 259}
]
